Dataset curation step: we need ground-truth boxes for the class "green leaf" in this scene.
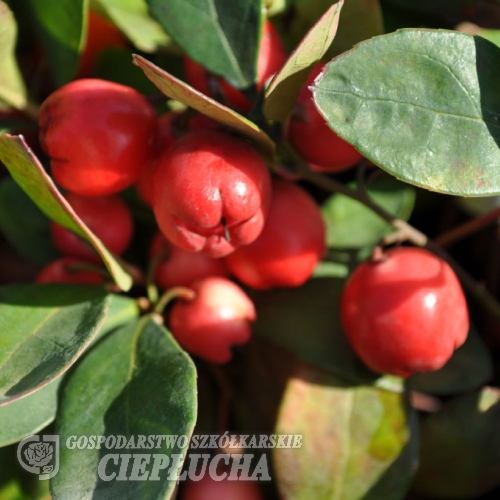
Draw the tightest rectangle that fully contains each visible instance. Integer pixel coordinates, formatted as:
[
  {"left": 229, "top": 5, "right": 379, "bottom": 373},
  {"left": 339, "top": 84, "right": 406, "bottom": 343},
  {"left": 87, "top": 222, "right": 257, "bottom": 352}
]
[
  {"left": 0, "top": 177, "right": 57, "bottom": 265},
  {"left": 95, "top": 0, "right": 170, "bottom": 52},
  {"left": 147, "top": 0, "right": 264, "bottom": 89},
  {"left": 314, "top": 30, "right": 500, "bottom": 196},
  {"left": 0, "top": 284, "right": 109, "bottom": 406},
  {"left": 52, "top": 316, "right": 197, "bottom": 499},
  {"left": 274, "top": 363, "right": 419, "bottom": 500},
  {"left": 322, "top": 174, "right": 416, "bottom": 249},
  {"left": 0, "top": 1, "right": 27, "bottom": 109},
  {"left": 133, "top": 55, "right": 275, "bottom": 161},
  {"left": 0, "top": 134, "right": 133, "bottom": 291},
  {"left": 0, "top": 376, "right": 61, "bottom": 448},
  {"left": 413, "top": 387, "right": 500, "bottom": 498},
  {"left": 28, "top": 0, "right": 85, "bottom": 86},
  {"left": 409, "top": 324, "right": 493, "bottom": 395},
  {"left": 289, "top": 0, "right": 384, "bottom": 60},
  {"left": 96, "top": 294, "right": 139, "bottom": 340},
  {"left": 263, "top": 0, "right": 344, "bottom": 122},
  {"left": 251, "top": 276, "right": 404, "bottom": 392}
]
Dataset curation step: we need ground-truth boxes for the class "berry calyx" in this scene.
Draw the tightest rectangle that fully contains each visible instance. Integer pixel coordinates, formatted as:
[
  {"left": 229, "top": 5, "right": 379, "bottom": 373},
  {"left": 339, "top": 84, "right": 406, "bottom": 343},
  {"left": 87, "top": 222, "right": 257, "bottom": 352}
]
[
  {"left": 225, "top": 178, "right": 326, "bottom": 289},
  {"left": 152, "top": 129, "right": 272, "bottom": 258},
  {"left": 35, "top": 257, "right": 106, "bottom": 284},
  {"left": 169, "top": 277, "right": 256, "bottom": 363},
  {"left": 39, "top": 79, "right": 157, "bottom": 197},
  {"left": 340, "top": 247, "right": 469, "bottom": 377},
  {"left": 288, "top": 63, "right": 364, "bottom": 172},
  {"left": 150, "top": 232, "right": 229, "bottom": 289},
  {"left": 51, "top": 194, "right": 133, "bottom": 262}
]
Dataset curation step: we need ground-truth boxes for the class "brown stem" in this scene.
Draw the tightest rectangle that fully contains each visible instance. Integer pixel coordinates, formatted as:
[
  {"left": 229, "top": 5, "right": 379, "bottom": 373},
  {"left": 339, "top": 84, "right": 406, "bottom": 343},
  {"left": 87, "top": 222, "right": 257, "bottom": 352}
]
[
  {"left": 435, "top": 205, "right": 500, "bottom": 248},
  {"left": 296, "top": 164, "right": 500, "bottom": 321}
]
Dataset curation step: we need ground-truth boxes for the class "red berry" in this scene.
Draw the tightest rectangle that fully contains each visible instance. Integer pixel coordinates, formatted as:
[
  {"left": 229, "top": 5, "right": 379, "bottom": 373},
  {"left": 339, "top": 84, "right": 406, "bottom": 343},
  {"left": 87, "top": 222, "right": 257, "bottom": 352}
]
[
  {"left": 183, "top": 20, "right": 286, "bottom": 111},
  {"left": 340, "top": 247, "right": 469, "bottom": 377},
  {"left": 288, "top": 63, "right": 364, "bottom": 172},
  {"left": 39, "top": 79, "right": 157, "bottom": 197},
  {"left": 77, "top": 10, "right": 127, "bottom": 78},
  {"left": 169, "top": 277, "right": 256, "bottom": 363},
  {"left": 51, "top": 194, "right": 133, "bottom": 262},
  {"left": 150, "top": 232, "right": 229, "bottom": 289},
  {"left": 225, "top": 178, "right": 326, "bottom": 289},
  {"left": 35, "top": 257, "right": 105, "bottom": 284},
  {"left": 182, "top": 474, "right": 263, "bottom": 500},
  {"left": 153, "top": 129, "right": 272, "bottom": 258}
]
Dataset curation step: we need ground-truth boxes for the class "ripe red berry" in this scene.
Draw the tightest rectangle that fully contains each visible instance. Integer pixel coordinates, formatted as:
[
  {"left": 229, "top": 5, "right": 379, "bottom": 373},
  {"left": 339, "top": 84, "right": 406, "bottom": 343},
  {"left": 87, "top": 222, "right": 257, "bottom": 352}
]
[
  {"left": 288, "top": 63, "right": 364, "bottom": 172},
  {"left": 39, "top": 79, "right": 157, "bottom": 197},
  {"left": 77, "top": 10, "right": 127, "bottom": 78},
  {"left": 182, "top": 474, "right": 262, "bottom": 500},
  {"left": 150, "top": 232, "right": 229, "bottom": 289},
  {"left": 225, "top": 178, "right": 326, "bottom": 289},
  {"left": 169, "top": 277, "right": 256, "bottom": 363},
  {"left": 35, "top": 257, "right": 105, "bottom": 284},
  {"left": 184, "top": 20, "right": 286, "bottom": 111},
  {"left": 51, "top": 194, "right": 133, "bottom": 262},
  {"left": 136, "top": 111, "right": 221, "bottom": 206},
  {"left": 153, "top": 129, "right": 272, "bottom": 258},
  {"left": 340, "top": 247, "right": 469, "bottom": 377}
]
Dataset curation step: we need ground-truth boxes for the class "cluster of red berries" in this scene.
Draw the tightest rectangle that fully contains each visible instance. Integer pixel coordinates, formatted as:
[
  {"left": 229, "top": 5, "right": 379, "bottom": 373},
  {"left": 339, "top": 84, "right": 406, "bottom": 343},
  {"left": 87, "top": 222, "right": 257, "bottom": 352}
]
[{"left": 33, "top": 15, "right": 470, "bottom": 381}]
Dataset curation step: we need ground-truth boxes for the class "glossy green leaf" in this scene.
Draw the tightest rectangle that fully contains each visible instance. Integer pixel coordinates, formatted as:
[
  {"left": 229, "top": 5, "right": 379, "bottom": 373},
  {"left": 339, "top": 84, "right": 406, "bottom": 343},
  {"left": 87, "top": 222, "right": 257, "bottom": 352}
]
[
  {"left": 0, "top": 284, "right": 109, "bottom": 406},
  {"left": 0, "top": 134, "right": 133, "bottom": 291},
  {"left": 251, "top": 276, "right": 404, "bottom": 392},
  {"left": 147, "top": 0, "right": 264, "bottom": 89},
  {"left": 95, "top": 0, "right": 169, "bottom": 52},
  {"left": 263, "top": 0, "right": 343, "bottom": 122},
  {"left": 322, "top": 174, "right": 416, "bottom": 249},
  {"left": 0, "top": 2, "right": 27, "bottom": 109},
  {"left": 314, "top": 30, "right": 500, "bottom": 196},
  {"left": 413, "top": 387, "right": 500, "bottom": 498},
  {"left": 133, "top": 55, "right": 275, "bottom": 161},
  {"left": 28, "top": 0, "right": 85, "bottom": 85},
  {"left": 409, "top": 325, "right": 493, "bottom": 395},
  {"left": 0, "top": 376, "right": 61, "bottom": 448},
  {"left": 274, "top": 364, "right": 419, "bottom": 500},
  {"left": 97, "top": 294, "right": 139, "bottom": 337},
  {"left": 289, "top": 0, "right": 384, "bottom": 60},
  {"left": 52, "top": 317, "right": 197, "bottom": 499},
  {"left": 0, "top": 177, "right": 57, "bottom": 265}
]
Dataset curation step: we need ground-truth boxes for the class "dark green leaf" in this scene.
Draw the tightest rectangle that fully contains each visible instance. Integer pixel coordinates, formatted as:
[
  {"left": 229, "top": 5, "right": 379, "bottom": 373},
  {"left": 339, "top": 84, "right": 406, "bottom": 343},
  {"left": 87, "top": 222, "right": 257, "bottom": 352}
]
[
  {"left": 251, "top": 276, "right": 404, "bottom": 392},
  {"left": 409, "top": 325, "right": 493, "bottom": 395},
  {"left": 0, "top": 177, "right": 57, "bottom": 265},
  {"left": 52, "top": 316, "right": 197, "bottom": 499},
  {"left": 96, "top": 0, "right": 170, "bottom": 52},
  {"left": 28, "top": 0, "right": 84, "bottom": 85},
  {"left": 147, "top": 0, "right": 264, "bottom": 88},
  {"left": 322, "top": 174, "right": 416, "bottom": 248},
  {"left": 289, "top": 0, "right": 384, "bottom": 60},
  {"left": 414, "top": 387, "right": 500, "bottom": 498},
  {"left": 314, "top": 30, "right": 500, "bottom": 196},
  {"left": 0, "top": 1, "right": 27, "bottom": 109},
  {"left": 0, "top": 134, "right": 133, "bottom": 291},
  {"left": 263, "top": 0, "right": 343, "bottom": 122},
  {"left": 274, "top": 363, "right": 419, "bottom": 500},
  {"left": 0, "top": 376, "right": 61, "bottom": 448},
  {"left": 96, "top": 294, "right": 139, "bottom": 340},
  {"left": 133, "top": 55, "right": 275, "bottom": 161},
  {"left": 0, "top": 284, "right": 109, "bottom": 406}
]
